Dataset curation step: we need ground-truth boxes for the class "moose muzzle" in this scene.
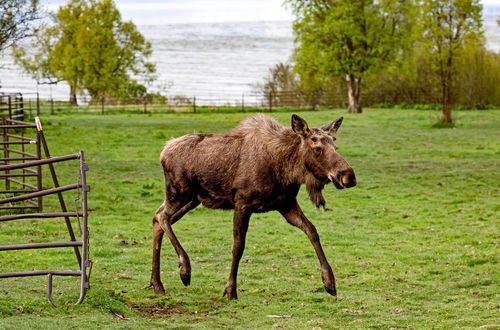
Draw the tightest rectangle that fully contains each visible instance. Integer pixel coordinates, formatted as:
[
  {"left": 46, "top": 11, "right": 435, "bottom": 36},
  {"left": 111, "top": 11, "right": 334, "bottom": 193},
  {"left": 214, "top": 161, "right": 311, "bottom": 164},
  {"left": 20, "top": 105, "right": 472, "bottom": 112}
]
[
  {"left": 329, "top": 168, "right": 356, "bottom": 189},
  {"left": 339, "top": 169, "right": 356, "bottom": 188}
]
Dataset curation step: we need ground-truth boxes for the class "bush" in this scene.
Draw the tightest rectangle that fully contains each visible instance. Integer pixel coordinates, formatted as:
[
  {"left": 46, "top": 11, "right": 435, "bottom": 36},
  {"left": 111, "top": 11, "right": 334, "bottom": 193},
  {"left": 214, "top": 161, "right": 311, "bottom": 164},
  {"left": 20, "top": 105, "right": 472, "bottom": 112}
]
[
  {"left": 372, "top": 103, "right": 393, "bottom": 109},
  {"left": 394, "top": 102, "right": 413, "bottom": 109},
  {"left": 473, "top": 103, "right": 487, "bottom": 110}
]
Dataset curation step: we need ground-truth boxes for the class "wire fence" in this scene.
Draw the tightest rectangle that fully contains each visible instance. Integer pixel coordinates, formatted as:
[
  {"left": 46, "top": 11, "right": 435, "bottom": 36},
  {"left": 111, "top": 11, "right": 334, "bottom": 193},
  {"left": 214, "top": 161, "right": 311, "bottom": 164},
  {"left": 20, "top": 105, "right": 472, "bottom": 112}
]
[{"left": 2, "top": 90, "right": 496, "bottom": 117}]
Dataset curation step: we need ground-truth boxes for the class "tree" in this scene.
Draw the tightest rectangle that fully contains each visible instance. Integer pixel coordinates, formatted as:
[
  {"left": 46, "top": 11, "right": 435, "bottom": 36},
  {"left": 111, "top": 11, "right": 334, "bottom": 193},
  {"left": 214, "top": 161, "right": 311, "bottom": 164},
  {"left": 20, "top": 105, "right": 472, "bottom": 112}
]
[
  {"left": 261, "top": 62, "right": 304, "bottom": 108},
  {"left": 0, "top": 0, "right": 39, "bottom": 51},
  {"left": 419, "top": 0, "right": 482, "bottom": 123},
  {"left": 287, "top": 0, "right": 414, "bottom": 113},
  {"left": 11, "top": 23, "right": 59, "bottom": 85},
  {"left": 13, "top": 0, "right": 155, "bottom": 104}
]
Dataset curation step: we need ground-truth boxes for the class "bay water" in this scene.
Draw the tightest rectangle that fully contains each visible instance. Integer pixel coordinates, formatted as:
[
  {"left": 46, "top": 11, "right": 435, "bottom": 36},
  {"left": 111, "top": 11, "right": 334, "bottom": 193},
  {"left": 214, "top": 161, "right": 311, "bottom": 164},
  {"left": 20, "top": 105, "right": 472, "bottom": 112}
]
[{"left": 0, "top": 17, "right": 498, "bottom": 104}]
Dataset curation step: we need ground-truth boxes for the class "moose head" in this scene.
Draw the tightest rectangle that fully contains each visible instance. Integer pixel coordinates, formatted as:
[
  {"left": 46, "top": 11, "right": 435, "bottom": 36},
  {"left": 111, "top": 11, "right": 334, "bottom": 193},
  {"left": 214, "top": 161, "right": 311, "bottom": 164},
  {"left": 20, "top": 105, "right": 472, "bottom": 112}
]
[{"left": 291, "top": 114, "right": 356, "bottom": 206}]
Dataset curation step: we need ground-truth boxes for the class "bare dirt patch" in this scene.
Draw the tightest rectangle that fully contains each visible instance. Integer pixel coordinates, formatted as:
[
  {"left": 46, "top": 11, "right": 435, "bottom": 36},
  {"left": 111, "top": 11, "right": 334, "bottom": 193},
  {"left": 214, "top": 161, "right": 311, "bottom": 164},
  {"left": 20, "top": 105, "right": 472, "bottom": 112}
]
[{"left": 130, "top": 302, "right": 188, "bottom": 319}]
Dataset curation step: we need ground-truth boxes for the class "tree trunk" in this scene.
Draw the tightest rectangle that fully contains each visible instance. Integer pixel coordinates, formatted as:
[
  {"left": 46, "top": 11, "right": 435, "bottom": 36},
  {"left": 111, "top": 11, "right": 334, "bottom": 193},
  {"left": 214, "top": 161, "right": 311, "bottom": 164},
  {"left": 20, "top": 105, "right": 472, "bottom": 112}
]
[
  {"left": 346, "top": 74, "right": 362, "bottom": 113},
  {"left": 441, "top": 57, "right": 453, "bottom": 123},
  {"left": 69, "top": 86, "right": 78, "bottom": 106},
  {"left": 441, "top": 86, "right": 452, "bottom": 123}
]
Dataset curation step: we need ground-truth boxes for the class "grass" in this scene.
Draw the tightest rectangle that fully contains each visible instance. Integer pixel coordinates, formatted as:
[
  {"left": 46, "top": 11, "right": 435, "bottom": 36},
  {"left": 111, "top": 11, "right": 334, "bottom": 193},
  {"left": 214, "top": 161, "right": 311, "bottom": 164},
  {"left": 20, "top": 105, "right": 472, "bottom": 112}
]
[{"left": 0, "top": 108, "right": 498, "bottom": 329}]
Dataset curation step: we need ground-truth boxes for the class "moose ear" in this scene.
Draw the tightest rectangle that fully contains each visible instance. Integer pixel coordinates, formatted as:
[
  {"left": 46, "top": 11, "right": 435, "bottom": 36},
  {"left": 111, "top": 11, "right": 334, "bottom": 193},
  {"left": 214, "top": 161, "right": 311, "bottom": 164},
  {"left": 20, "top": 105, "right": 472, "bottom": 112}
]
[
  {"left": 291, "top": 114, "right": 311, "bottom": 138},
  {"left": 321, "top": 117, "right": 343, "bottom": 136}
]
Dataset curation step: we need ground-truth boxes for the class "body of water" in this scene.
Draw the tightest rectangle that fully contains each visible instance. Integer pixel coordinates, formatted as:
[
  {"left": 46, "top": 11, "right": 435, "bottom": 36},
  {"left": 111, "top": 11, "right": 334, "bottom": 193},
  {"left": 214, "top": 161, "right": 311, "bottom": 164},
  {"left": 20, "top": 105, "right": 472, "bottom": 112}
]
[
  {"left": 0, "top": 17, "right": 498, "bottom": 103},
  {"left": 0, "top": 21, "right": 294, "bottom": 104}
]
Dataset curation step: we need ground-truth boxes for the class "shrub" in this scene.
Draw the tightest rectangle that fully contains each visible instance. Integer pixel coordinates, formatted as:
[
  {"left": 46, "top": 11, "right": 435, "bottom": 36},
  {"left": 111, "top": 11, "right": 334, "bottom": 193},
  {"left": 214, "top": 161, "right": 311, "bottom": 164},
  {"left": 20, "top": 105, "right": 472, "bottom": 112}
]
[{"left": 372, "top": 103, "right": 393, "bottom": 109}]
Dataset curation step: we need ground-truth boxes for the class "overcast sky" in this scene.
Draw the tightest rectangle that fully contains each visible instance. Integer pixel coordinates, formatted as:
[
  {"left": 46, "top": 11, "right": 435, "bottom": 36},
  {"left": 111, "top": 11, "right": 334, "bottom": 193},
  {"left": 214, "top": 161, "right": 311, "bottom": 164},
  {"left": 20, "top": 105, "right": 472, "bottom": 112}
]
[
  {"left": 43, "top": 0, "right": 294, "bottom": 24},
  {"left": 42, "top": 0, "right": 499, "bottom": 25}
]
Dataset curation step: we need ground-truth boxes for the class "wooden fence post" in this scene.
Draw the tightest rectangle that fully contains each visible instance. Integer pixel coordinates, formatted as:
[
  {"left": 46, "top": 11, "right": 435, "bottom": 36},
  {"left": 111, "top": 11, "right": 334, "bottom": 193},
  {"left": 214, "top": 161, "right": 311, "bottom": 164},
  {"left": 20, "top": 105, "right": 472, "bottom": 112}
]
[{"left": 36, "top": 92, "right": 40, "bottom": 116}]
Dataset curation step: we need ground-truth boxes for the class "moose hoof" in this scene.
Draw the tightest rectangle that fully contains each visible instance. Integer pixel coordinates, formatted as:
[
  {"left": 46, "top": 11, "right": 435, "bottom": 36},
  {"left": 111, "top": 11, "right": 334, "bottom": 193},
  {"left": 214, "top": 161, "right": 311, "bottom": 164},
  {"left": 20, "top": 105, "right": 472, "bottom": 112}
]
[
  {"left": 149, "top": 281, "right": 165, "bottom": 294},
  {"left": 222, "top": 285, "right": 238, "bottom": 301},
  {"left": 180, "top": 271, "right": 191, "bottom": 286},
  {"left": 178, "top": 261, "right": 191, "bottom": 286},
  {"left": 324, "top": 284, "right": 337, "bottom": 297},
  {"left": 321, "top": 268, "right": 336, "bottom": 296}
]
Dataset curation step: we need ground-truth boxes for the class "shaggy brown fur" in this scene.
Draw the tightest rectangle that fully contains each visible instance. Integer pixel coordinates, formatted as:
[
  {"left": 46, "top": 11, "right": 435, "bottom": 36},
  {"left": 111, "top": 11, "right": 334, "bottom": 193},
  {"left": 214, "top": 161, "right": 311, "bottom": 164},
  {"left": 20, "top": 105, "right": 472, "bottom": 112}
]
[{"left": 150, "top": 114, "right": 356, "bottom": 300}]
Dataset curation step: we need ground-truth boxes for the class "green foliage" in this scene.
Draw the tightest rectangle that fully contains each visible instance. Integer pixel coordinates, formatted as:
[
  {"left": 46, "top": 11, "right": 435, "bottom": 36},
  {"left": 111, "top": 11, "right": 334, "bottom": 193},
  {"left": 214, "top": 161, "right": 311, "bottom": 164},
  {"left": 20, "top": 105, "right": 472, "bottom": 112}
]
[
  {"left": 0, "top": 0, "right": 39, "bottom": 51},
  {"left": 414, "top": 104, "right": 441, "bottom": 110},
  {"left": 456, "top": 47, "right": 500, "bottom": 107},
  {"left": 81, "top": 0, "right": 155, "bottom": 100},
  {"left": 279, "top": 0, "right": 495, "bottom": 112},
  {"left": 418, "top": 0, "right": 483, "bottom": 123},
  {"left": 372, "top": 103, "right": 394, "bottom": 109},
  {"left": 258, "top": 62, "right": 305, "bottom": 108},
  {"left": 362, "top": 46, "right": 500, "bottom": 109},
  {"left": 259, "top": 62, "right": 350, "bottom": 110},
  {"left": 13, "top": 0, "right": 155, "bottom": 103},
  {"left": 288, "top": 0, "right": 415, "bottom": 112},
  {"left": 0, "top": 109, "right": 498, "bottom": 328},
  {"left": 12, "top": 23, "right": 61, "bottom": 85}
]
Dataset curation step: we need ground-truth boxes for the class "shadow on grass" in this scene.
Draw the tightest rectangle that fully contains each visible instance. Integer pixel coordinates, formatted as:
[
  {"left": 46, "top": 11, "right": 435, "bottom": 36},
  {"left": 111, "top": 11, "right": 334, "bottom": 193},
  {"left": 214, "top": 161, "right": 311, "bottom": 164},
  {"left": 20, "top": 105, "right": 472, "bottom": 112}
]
[{"left": 432, "top": 121, "right": 456, "bottom": 128}]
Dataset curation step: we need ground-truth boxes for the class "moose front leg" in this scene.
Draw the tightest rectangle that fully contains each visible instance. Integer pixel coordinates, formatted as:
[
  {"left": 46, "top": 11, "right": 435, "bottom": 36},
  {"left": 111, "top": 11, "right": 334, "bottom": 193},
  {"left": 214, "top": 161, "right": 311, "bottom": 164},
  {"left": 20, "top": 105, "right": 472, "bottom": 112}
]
[
  {"left": 280, "top": 202, "right": 337, "bottom": 296},
  {"left": 223, "top": 206, "right": 252, "bottom": 300}
]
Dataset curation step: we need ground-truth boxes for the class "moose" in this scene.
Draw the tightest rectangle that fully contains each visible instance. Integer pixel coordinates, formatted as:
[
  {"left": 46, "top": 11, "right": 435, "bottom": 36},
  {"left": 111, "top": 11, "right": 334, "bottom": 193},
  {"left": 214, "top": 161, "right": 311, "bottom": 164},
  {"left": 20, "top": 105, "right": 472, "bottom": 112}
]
[{"left": 149, "top": 114, "right": 356, "bottom": 300}]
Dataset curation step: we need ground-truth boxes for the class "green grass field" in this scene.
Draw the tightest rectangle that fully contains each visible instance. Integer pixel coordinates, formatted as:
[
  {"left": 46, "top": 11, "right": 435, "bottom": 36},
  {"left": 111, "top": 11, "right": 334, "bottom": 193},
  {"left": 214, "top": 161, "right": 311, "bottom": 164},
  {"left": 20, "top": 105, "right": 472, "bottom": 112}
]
[{"left": 0, "top": 109, "right": 498, "bottom": 329}]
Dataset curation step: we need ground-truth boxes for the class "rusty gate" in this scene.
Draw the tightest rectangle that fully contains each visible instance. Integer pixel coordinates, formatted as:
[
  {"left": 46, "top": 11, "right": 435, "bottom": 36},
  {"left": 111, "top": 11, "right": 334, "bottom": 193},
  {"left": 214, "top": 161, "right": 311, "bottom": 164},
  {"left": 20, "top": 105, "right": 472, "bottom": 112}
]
[
  {"left": 0, "top": 117, "right": 91, "bottom": 306},
  {"left": 0, "top": 93, "right": 25, "bottom": 120},
  {"left": 1, "top": 117, "right": 42, "bottom": 211}
]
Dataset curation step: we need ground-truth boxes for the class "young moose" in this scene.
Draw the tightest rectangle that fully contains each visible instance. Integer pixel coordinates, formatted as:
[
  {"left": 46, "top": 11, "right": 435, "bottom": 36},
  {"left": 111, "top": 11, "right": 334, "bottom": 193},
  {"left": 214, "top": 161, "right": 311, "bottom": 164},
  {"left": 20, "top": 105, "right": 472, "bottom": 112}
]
[{"left": 150, "top": 114, "right": 356, "bottom": 300}]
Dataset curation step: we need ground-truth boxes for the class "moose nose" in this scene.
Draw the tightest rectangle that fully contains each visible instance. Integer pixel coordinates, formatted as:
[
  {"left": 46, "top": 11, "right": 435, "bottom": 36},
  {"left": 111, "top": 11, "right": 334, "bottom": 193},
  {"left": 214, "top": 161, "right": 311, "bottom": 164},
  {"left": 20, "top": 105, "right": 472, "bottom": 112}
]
[{"left": 340, "top": 170, "right": 356, "bottom": 188}]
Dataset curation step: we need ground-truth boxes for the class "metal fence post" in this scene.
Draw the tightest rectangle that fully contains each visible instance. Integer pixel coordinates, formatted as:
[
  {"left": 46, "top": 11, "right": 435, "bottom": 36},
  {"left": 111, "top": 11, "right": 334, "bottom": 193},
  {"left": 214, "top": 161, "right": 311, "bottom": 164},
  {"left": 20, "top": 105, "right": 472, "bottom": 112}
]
[
  {"left": 193, "top": 96, "right": 196, "bottom": 113},
  {"left": 2, "top": 117, "right": 9, "bottom": 190}
]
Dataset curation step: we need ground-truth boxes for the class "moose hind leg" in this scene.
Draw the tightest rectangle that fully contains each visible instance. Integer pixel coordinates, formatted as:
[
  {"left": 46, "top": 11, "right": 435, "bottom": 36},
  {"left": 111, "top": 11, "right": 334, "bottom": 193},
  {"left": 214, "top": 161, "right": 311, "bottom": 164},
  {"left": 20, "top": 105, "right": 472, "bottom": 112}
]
[
  {"left": 159, "top": 199, "right": 199, "bottom": 287},
  {"left": 150, "top": 212, "right": 166, "bottom": 294},
  {"left": 223, "top": 206, "right": 252, "bottom": 300}
]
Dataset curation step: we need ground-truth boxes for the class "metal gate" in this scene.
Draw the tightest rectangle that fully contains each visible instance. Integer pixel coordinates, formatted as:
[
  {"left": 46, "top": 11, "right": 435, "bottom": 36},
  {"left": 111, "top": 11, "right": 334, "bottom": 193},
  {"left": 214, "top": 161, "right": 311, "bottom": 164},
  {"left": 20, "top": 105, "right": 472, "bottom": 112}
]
[
  {"left": 0, "top": 117, "right": 91, "bottom": 306},
  {"left": 1, "top": 117, "right": 42, "bottom": 211},
  {"left": 0, "top": 93, "right": 25, "bottom": 120}
]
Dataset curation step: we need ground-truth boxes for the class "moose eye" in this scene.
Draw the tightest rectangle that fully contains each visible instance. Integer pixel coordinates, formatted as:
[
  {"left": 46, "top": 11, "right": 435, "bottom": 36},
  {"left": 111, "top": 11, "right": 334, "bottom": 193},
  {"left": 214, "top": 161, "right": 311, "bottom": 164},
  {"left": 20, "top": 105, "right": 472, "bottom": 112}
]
[
  {"left": 311, "top": 136, "right": 318, "bottom": 142},
  {"left": 314, "top": 147, "right": 322, "bottom": 152}
]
